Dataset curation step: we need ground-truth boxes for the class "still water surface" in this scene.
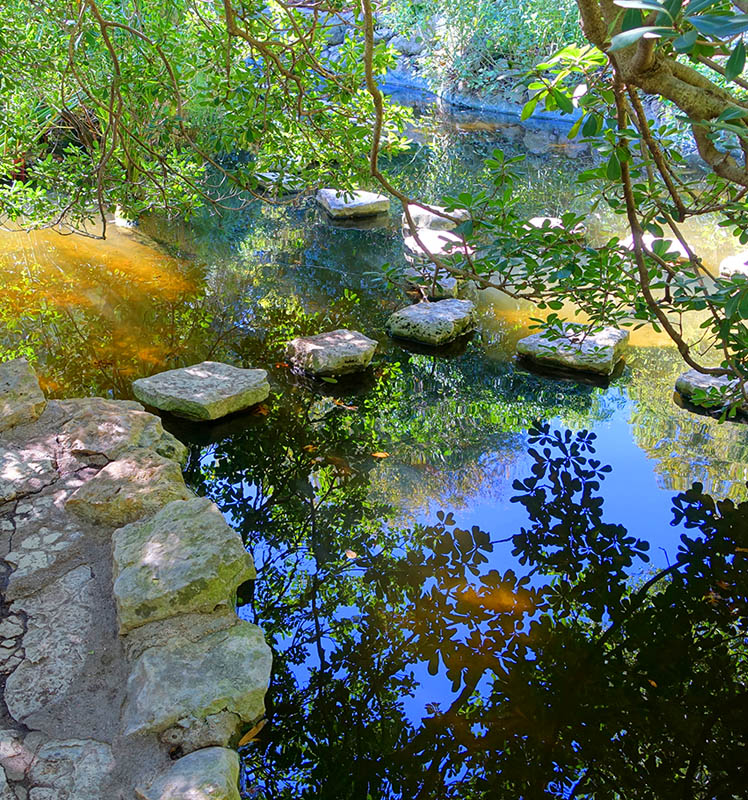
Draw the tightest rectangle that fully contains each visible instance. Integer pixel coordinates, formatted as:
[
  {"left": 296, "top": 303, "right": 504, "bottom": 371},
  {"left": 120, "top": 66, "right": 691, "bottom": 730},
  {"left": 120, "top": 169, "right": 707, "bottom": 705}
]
[{"left": 1, "top": 102, "right": 747, "bottom": 797}]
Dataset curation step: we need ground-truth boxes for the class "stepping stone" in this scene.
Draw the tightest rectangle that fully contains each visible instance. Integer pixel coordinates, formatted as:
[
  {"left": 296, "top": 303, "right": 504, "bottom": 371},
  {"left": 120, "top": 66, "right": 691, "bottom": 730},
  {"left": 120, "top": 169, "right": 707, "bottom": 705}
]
[
  {"left": 0, "top": 358, "right": 46, "bottom": 433},
  {"left": 123, "top": 620, "right": 272, "bottom": 736},
  {"left": 402, "top": 265, "right": 478, "bottom": 302},
  {"left": 621, "top": 232, "right": 688, "bottom": 260},
  {"left": 403, "top": 229, "right": 474, "bottom": 264},
  {"left": 66, "top": 448, "right": 192, "bottom": 527},
  {"left": 316, "top": 188, "right": 389, "bottom": 218},
  {"left": 516, "top": 326, "right": 629, "bottom": 376},
  {"left": 401, "top": 203, "right": 469, "bottom": 231},
  {"left": 286, "top": 329, "right": 378, "bottom": 376},
  {"left": 112, "top": 497, "right": 255, "bottom": 634},
  {"left": 137, "top": 747, "right": 240, "bottom": 800},
  {"left": 719, "top": 252, "right": 748, "bottom": 278},
  {"left": 675, "top": 368, "right": 748, "bottom": 414},
  {"left": 132, "top": 361, "right": 270, "bottom": 421},
  {"left": 386, "top": 299, "right": 477, "bottom": 346}
]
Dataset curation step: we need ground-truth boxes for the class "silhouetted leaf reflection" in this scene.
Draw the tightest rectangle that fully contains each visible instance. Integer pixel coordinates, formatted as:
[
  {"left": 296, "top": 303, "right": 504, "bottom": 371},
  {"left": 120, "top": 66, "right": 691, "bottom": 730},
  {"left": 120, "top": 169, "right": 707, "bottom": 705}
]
[{"left": 183, "top": 416, "right": 748, "bottom": 799}]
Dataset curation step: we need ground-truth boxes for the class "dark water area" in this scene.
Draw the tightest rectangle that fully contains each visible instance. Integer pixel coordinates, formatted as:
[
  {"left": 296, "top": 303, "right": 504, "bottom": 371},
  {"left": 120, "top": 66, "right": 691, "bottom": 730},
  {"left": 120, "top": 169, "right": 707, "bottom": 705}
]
[{"left": 1, "top": 101, "right": 748, "bottom": 797}]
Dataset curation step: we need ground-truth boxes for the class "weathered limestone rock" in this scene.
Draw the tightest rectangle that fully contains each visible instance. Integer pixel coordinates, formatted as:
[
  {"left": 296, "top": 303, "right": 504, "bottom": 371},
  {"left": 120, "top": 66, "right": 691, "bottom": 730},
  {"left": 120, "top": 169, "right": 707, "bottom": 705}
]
[
  {"left": 402, "top": 204, "right": 469, "bottom": 231},
  {"left": 0, "top": 728, "right": 35, "bottom": 781},
  {"left": 66, "top": 448, "right": 192, "bottom": 527},
  {"left": 391, "top": 32, "right": 426, "bottom": 56},
  {"left": 5, "top": 566, "right": 96, "bottom": 723},
  {"left": 0, "top": 768, "right": 13, "bottom": 800},
  {"left": 0, "top": 359, "right": 46, "bottom": 433},
  {"left": 123, "top": 620, "right": 272, "bottom": 737},
  {"left": 719, "top": 252, "right": 748, "bottom": 278},
  {"left": 160, "top": 711, "right": 242, "bottom": 755},
  {"left": 56, "top": 398, "right": 187, "bottom": 469},
  {"left": 386, "top": 299, "right": 477, "bottom": 346},
  {"left": 286, "top": 329, "right": 378, "bottom": 376},
  {"left": 112, "top": 497, "right": 255, "bottom": 634},
  {"left": 403, "top": 229, "right": 474, "bottom": 264},
  {"left": 28, "top": 739, "right": 115, "bottom": 800},
  {"left": 516, "top": 326, "right": 629, "bottom": 376},
  {"left": 5, "top": 521, "right": 84, "bottom": 600},
  {"left": 136, "top": 747, "right": 240, "bottom": 800},
  {"left": 0, "top": 448, "right": 56, "bottom": 504},
  {"left": 675, "top": 368, "right": 748, "bottom": 414},
  {"left": 133, "top": 361, "right": 270, "bottom": 422},
  {"left": 316, "top": 188, "right": 390, "bottom": 218}
]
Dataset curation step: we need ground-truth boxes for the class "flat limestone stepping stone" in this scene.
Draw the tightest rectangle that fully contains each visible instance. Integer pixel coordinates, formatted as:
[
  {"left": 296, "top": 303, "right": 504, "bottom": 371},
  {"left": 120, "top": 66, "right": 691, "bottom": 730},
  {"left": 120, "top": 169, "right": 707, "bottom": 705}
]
[
  {"left": 386, "top": 299, "right": 477, "bottom": 346},
  {"left": 316, "top": 188, "right": 390, "bottom": 218},
  {"left": 719, "top": 252, "right": 748, "bottom": 278},
  {"left": 401, "top": 203, "right": 470, "bottom": 231},
  {"left": 136, "top": 747, "right": 240, "bottom": 800},
  {"left": 516, "top": 326, "right": 629, "bottom": 376},
  {"left": 66, "top": 448, "right": 192, "bottom": 527},
  {"left": 0, "top": 358, "right": 46, "bottom": 433},
  {"left": 675, "top": 368, "right": 748, "bottom": 414},
  {"left": 112, "top": 497, "right": 255, "bottom": 634},
  {"left": 403, "top": 229, "right": 474, "bottom": 264},
  {"left": 123, "top": 620, "right": 272, "bottom": 736},
  {"left": 132, "top": 361, "right": 270, "bottom": 421},
  {"left": 286, "top": 329, "right": 378, "bottom": 376}
]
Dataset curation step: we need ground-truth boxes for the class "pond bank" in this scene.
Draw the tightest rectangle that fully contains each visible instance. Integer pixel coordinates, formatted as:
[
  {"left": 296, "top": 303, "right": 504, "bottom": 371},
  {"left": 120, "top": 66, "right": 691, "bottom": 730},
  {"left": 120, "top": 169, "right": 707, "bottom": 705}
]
[{"left": 0, "top": 360, "right": 270, "bottom": 800}]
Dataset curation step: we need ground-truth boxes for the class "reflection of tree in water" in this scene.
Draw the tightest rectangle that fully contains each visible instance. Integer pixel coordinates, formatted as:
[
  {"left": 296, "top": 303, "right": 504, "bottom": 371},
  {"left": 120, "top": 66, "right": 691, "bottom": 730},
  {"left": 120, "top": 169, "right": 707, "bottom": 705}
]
[
  {"left": 627, "top": 347, "right": 748, "bottom": 502},
  {"left": 183, "top": 369, "right": 748, "bottom": 798}
]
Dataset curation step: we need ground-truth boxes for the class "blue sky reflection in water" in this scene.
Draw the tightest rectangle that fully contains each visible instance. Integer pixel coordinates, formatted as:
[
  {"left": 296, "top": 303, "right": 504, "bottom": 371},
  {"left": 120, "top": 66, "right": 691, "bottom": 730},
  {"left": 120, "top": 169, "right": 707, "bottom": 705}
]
[{"left": 1, "top": 100, "right": 747, "bottom": 797}]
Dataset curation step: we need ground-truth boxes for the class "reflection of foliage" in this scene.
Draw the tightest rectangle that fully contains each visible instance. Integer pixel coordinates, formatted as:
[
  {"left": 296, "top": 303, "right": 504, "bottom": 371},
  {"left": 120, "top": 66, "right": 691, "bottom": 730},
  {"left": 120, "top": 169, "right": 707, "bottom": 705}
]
[
  {"left": 184, "top": 377, "right": 748, "bottom": 799},
  {"left": 627, "top": 346, "right": 748, "bottom": 502}
]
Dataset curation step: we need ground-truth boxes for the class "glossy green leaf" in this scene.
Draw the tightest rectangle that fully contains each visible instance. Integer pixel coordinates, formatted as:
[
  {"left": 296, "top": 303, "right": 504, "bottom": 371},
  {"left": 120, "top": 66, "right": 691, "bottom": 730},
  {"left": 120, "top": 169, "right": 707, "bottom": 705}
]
[
  {"left": 609, "top": 26, "right": 677, "bottom": 51},
  {"left": 689, "top": 14, "right": 748, "bottom": 37},
  {"left": 726, "top": 40, "right": 746, "bottom": 80}
]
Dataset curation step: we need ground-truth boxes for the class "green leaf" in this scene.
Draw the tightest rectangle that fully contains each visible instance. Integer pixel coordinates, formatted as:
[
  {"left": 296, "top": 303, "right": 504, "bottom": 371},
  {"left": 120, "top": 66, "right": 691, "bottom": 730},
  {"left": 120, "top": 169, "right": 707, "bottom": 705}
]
[
  {"left": 726, "top": 40, "right": 746, "bottom": 80},
  {"left": 622, "top": 8, "right": 644, "bottom": 30},
  {"left": 521, "top": 94, "right": 540, "bottom": 121},
  {"left": 717, "top": 105, "right": 748, "bottom": 121},
  {"left": 683, "top": 0, "right": 722, "bottom": 16},
  {"left": 739, "top": 288, "right": 748, "bottom": 319},
  {"left": 689, "top": 14, "right": 748, "bottom": 37},
  {"left": 673, "top": 29, "right": 699, "bottom": 51},
  {"left": 582, "top": 113, "right": 601, "bottom": 136},
  {"left": 614, "top": 0, "right": 671, "bottom": 16},
  {"left": 551, "top": 87, "right": 574, "bottom": 114},
  {"left": 609, "top": 26, "right": 676, "bottom": 51},
  {"left": 607, "top": 153, "right": 622, "bottom": 179}
]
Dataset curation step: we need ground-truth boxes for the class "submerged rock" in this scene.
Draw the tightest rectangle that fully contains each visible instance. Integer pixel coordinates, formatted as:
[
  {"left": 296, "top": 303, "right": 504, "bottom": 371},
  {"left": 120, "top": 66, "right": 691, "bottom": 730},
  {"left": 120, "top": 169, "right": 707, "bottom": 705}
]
[
  {"left": 112, "top": 497, "right": 255, "bottom": 634},
  {"left": 316, "top": 188, "right": 390, "bottom": 218},
  {"left": 286, "top": 329, "right": 378, "bottom": 376},
  {"left": 132, "top": 361, "right": 270, "bottom": 421},
  {"left": 675, "top": 368, "right": 748, "bottom": 414},
  {"left": 255, "top": 171, "right": 304, "bottom": 194},
  {"left": 66, "top": 448, "right": 192, "bottom": 527},
  {"left": 136, "top": 747, "right": 240, "bottom": 800},
  {"left": 0, "top": 358, "right": 46, "bottom": 433},
  {"left": 719, "top": 252, "right": 748, "bottom": 278},
  {"left": 403, "top": 229, "right": 474, "bottom": 264},
  {"left": 516, "top": 326, "right": 629, "bottom": 376},
  {"left": 386, "top": 299, "right": 477, "bottom": 346},
  {"left": 123, "top": 620, "right": 272, "bottom": 737},
  {"left": 401, "top": 203, "right": 470, "bottom": 231}
]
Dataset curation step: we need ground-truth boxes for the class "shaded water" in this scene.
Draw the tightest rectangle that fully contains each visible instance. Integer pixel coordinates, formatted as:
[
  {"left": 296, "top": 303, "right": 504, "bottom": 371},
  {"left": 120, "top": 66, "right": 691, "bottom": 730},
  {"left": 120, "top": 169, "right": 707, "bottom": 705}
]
[{"left": 1, "top": 102, "right": 747, "bottom": 797}]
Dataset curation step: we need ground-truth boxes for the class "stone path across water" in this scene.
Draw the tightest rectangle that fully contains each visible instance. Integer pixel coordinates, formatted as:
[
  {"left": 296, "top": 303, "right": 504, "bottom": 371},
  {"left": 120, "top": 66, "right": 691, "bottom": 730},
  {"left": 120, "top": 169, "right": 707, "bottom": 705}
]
[{"left": 0, "top": 360, "right": 271, "bottom": 799}]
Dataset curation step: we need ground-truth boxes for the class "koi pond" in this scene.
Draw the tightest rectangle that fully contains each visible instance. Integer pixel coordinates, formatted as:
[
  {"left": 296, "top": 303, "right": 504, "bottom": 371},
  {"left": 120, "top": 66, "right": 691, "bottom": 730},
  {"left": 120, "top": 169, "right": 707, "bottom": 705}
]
[{"left": 2, "top": 99, "right": 747, "bottom": 797}]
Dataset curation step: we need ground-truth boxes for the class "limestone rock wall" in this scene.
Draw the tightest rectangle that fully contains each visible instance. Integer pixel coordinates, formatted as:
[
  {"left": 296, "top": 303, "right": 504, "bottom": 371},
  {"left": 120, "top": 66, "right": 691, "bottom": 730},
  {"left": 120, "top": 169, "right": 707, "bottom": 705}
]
[{"left": 0, "top": 359, "right": 271, "bottom": 799}]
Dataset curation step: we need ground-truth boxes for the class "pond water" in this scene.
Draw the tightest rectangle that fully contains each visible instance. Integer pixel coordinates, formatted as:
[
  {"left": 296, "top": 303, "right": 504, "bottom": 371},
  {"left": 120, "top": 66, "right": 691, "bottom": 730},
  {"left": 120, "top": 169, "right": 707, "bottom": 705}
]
[{"left": 1, "top": 100, "right": 747, "bottom": 797}]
